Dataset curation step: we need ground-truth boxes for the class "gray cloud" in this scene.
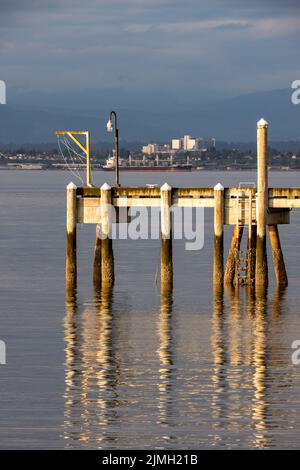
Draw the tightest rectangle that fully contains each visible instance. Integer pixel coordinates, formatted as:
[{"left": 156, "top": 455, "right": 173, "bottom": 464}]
[{"left": 0, "top": 0, "right": 299, "bottom": 104}]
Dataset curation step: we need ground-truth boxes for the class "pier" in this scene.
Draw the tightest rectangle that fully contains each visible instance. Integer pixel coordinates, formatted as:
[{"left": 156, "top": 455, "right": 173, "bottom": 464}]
[{"left": 65, "top": 119, "right": 298, "bottom": 291}]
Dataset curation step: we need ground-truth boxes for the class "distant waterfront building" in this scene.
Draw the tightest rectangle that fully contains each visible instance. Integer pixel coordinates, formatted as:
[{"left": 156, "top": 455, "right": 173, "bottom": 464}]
[
  {"left": 199, "top": 137, "right": 216, "bottom": 151},
  {"left": 142, "top": 143, "right": 171, "bottom": 154},
  {"left": 171, "top": 139, "right": 182, "bottom": 150},
  {"left": 160, "top": 144, "right": 171, "bottom": 153},
  {"left": 172, "top": 134, "right": 199, "bottom": 151},
  {"left": 142, "top": 144, "right": 158, "bottom": 155},
  {"left": 143, "top": 135, "right": 216, "bottom": 155},
  {"left": 183, "top": 135, "right": 198, "bottom": 151}
]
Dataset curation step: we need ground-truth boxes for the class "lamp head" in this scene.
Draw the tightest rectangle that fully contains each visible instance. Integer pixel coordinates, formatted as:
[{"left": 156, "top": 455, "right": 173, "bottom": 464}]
[{"left": 106, "top": 118, "right": 113, "bottom": 132}]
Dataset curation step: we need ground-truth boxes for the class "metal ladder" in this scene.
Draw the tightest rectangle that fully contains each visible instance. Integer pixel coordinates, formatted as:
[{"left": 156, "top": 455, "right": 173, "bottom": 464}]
[{"left": 235, "top": 182, "right": 255, "bottom": 285}]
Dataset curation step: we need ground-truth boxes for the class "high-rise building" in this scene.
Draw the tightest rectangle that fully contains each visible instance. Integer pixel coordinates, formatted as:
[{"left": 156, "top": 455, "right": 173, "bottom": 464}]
[
  {"left": 171, "top": 135, "right": 200, "bottom": 151},
  {"left": 171, "top": 139, "right": 182, "bottom": 150},
  {"left": 183, "top": 135, "right": 198, "bottom": 151}
]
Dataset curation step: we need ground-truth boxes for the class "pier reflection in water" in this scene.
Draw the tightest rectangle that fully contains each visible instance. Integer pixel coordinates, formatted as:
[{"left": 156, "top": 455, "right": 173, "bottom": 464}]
[
  {"left": 211, "top": 284, "right": 293, "bottom": 449},
  {"left": 156, "top": 285, "right": 175, "bottom": 444},
  {"left": 3, "top": 170, "right": 300, "bottom": 449},
  {"left": 63, "top": 282, "right": 300, "bottom": 449},
  {"left": 64, "top": 285, "right": 120, "bottom": 447}
]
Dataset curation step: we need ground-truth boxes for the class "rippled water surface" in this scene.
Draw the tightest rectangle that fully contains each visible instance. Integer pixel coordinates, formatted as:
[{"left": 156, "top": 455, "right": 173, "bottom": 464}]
[{"left": 0, "top": 170, "right": 300, "bottom": 449}]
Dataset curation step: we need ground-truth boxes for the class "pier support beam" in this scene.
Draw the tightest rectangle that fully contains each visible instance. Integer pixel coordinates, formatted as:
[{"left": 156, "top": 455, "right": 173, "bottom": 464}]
[
  {"left": 101, "top": 183, "right": 114, "bottom": 287},
  {"left": 224, "top": 226, "right": 243, "bottom": 285},
  {"left": 66, "top": 182, "right": 77, "bottom": 290},
  {"left": 268, "top": 225, "right": 288, "bottom": 286},
  {"left": 255, "top": 118, "right": 269, "bottom": 287},
  {"left": 213, "top": 183, "right": 224, "bottom": 286},
  {"left": 161, "top": 183, "right": 173, "bottom": 288}
]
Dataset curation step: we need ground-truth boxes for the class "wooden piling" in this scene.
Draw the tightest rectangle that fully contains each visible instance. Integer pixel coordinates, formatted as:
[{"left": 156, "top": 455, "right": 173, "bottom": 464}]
[
  {"left": 268, "top": 225, "right": 288, "bottom": 286},
  {"left": 212, "top": 284, "right": 225, "bottom": 367},
  {"left": 247, "top": 225, "right": 257, "bottom": 286},
  {"left": 255, "top": 118, "right": 269, "bottom": 287},
  {"left": 246, "top": 190, "right": 256, "bottom": 285},
  {"left": 93, "top": 224, "right": 102, "bottom": 287},
  {"left": 66, "top": 182, "right": 77, "bottom": 290},
  {"left": 159, "top": 282, "right": 173, "bottom": 370},
  {"left": 213, "top": 183, "right": 224, "bottom": 286},
  {"left": 101, "top": 183, "right": 114, "bottom": 287},
  {"left": 161, "top": 183, "right": 173, "bottom": 288},
  {"left": 224, "top": 226, "right": 243, "bottom": 285}
]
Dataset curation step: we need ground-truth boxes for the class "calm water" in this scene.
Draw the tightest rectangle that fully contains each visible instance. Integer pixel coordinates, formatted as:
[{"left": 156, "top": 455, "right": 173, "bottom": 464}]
[{"left": 1, "top": 170, "right": 300, "bottom": 449}]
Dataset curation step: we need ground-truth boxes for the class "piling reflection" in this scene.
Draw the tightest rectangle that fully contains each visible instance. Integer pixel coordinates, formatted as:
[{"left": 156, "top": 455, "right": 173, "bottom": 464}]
[
  {"left": 64, "top": 286, "right": 79, "bottom": 438},
  {"left": 272, "top": 285, "right": 287, "bottom": 318},
  {"left": 251, "top": 286, "right": 268, "bottom": 448},
  {"left": 63, "top": 284, "right": 119, "bottom": 447},
  {"left": 226, "top": 285, "right": 243, "bottom": 366},
  {"left": 156, "top": 284, "right": 174, "bottom": 442},
  {"left": 211, "top": 286, "right": 227, "bottom": 446},
  {"left": 64, "top": 279, "right": 290, "bottom": 448},
  {"left": 211, "top": 284, "right": 288, "bottom": 448},
  {"left": 212, "top": 286, "right": 225, "bottom": 367}
]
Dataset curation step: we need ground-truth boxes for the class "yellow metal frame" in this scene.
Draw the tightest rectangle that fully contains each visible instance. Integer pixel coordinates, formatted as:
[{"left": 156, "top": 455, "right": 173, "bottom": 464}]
[{"left": 56, "top": 131, "right": 91, "bottom": 186}]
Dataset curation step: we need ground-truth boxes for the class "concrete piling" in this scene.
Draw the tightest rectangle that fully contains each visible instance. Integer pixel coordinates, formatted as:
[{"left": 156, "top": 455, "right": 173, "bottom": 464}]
[
  {"left": 268, "top": 225, "right": 288, "bottom": 286},
  {"left": 160, "top": 183, "right": 173, "bottom": 288},
  {"left": 213, "top": 183, "right": 224, "bottom": 286},
  {"left": 255, "top": 118, "right": 269, "bottom": 287},
  {"left": 101, "top": 183, "right": 114, "bottom": 287},
  {"left": 66, "top": 182, "right": 77, "bottom": 290}
]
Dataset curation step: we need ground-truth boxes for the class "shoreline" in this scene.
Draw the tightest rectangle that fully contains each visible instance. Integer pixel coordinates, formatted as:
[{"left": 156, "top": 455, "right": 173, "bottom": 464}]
[{"left": 0, "top": 167, "right": 299, "bottom": 172}]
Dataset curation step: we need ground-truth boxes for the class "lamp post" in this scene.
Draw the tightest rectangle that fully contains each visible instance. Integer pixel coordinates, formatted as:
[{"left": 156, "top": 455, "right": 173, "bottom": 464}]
[{"left": 106, "top": 111, "right": 120, "bottom": 187}]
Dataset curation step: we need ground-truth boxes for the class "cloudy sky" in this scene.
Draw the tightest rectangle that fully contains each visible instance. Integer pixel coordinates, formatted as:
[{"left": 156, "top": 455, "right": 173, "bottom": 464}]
[{"left": 1, "top": 0, "right": 300, "bottom": 103}]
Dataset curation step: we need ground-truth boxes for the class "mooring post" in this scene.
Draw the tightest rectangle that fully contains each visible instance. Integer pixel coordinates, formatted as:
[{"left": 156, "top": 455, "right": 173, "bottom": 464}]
[
  {"left": 224, "top": 226, "right": 243, "bottom": 285},
  {"left": 213, "top": 183, "right": 224, "bottom": 286},
  {"left": 268, "top": 225, "right": 288, "bottom": 286},
  {"left": 66, "top": 182, "right": 77, "bottom": 290},
  {"left": 101, "top": 183, "right": 114, "bottom": 287},
  {"left": 255, "top": 118, "right": 269, "bottom": 287},
  {"left": 161, "top": 183, "right": 173, "bottom": 288}
]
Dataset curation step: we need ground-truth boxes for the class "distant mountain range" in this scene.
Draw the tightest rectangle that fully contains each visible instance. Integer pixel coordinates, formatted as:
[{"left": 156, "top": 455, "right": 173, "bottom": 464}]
[{"left": 0, "top": 87, "right": 299, "bottom": 144}]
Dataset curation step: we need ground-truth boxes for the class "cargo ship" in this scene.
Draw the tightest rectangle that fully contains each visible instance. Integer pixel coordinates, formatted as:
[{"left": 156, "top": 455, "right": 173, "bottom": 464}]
[{"left": 102, "top": 156, "right": 192, "bottom": 172}]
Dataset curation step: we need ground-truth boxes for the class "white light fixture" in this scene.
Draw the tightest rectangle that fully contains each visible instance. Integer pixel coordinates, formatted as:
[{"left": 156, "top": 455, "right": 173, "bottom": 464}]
[{"left": 106, "top": 119, "right": 113, "bottom": 132}]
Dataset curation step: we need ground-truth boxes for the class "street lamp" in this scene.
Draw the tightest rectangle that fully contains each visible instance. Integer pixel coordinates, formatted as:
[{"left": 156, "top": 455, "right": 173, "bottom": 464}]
[{"left": 106, "top": 110, "right": 120, "bottom": 187}]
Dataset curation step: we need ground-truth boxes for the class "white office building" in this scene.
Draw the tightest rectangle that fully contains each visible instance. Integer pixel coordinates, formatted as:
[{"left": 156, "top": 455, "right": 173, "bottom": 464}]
[
  {"left": 171, "top": 139, "right": 182, "bottom": 150},
  {"left": 172, "top": 135, "right": 199, "bottom": 151},
  {"left": 183, "top": 135, "right": 198, "bottom": 151}
]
